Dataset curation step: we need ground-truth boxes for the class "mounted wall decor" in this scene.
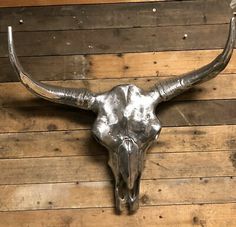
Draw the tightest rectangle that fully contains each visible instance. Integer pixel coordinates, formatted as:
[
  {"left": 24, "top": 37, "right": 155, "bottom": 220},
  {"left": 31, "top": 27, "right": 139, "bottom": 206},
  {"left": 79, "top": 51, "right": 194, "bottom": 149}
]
[{"left": 8, "top": 15, "right": 236, "bottom": 213}]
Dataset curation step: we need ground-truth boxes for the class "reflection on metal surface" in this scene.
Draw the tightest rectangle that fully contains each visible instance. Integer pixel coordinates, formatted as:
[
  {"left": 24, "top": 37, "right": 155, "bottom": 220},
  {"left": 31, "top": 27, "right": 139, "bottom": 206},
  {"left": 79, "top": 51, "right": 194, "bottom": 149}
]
[
  {"left": 8, "top": 16, "right": 236, "bottom": 213},
  {"left": 231, "top": 0, "right": 236, "bottom": 9}
]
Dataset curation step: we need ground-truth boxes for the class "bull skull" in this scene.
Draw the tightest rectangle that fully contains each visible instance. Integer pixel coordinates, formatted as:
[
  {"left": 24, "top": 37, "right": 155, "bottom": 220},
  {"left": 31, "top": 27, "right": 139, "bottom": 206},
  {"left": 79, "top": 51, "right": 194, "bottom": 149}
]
[{"left": 8, "top": 16, "right": 236, "bottom": 213}]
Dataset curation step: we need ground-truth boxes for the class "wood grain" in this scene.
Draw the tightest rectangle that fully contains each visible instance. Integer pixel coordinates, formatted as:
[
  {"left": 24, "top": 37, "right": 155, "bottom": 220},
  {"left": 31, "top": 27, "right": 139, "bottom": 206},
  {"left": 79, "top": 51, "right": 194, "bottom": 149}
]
[
  {"left": 0, "top": 99, "right": 236, "bottom": 133},
  {"left": 0, "top": 177, "right": 234, "bottom": 211},
  {"left": 0, "top": 0, "right": 235, "bottom": 222},
  {"left": 0, "top": 24, "right": 233, "bottom": 57},
  {"left": 1, "top": 50, "right": 235, "bottom": 82},
  {"left": 0, "top": 0, "right": 169, "bottom": 8},
  {"left": 0, "top": 0, "right": 231, "bottom": 32},
  {"left": 0, "top": 151, "right": 235, "bottom": 185},
  {"left": 0, "top": 75, "right": 235, "bottom": 108},
  {"left": 0, "top": 125, "right": 235, "bottom": 158},
  {"left": 0, "top": 203, "right": 235, "bottom": 227}
]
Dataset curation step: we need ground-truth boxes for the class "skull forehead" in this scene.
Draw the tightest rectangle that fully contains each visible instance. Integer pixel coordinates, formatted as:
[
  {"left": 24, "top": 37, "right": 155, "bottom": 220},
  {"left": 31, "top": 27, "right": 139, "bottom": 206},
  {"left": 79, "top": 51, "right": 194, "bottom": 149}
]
[
  {"left": 97, "top": 84, "right": 156, "bottom": 122},
  {"left": 92, "top": 84, "right": 161, "bottom": 148}
]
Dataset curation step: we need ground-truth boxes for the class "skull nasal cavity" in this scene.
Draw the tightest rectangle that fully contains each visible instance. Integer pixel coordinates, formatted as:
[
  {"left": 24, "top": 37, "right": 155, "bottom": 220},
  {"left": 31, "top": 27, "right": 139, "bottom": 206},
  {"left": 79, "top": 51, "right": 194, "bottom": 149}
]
[
  {"left": 118, "top": 139, "right": 140, "bottom": 189},
  {"left": 120, "top": 138, "right": 135, "bottom": 153}
]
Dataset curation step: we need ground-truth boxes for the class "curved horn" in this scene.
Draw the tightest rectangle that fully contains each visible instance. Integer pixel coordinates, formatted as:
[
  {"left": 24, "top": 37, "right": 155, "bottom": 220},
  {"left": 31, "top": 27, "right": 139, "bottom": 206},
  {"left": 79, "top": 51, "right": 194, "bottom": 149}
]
[
  {"left": 8, "top": 26, "right": 97, "bottom": 111},
  {"left": 150, "top": 15, "right": 236, "bottom": 103}
]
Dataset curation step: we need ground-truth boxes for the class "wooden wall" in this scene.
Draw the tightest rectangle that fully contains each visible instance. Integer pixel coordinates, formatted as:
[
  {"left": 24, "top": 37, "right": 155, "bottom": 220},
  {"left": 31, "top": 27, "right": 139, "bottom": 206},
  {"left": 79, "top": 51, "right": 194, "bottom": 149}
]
[
  {"left": 0, "top": 0, "right": 236, "bottom": 226},
  {"left": 1, "top": 0, "right": 159, "bottom": 8}
]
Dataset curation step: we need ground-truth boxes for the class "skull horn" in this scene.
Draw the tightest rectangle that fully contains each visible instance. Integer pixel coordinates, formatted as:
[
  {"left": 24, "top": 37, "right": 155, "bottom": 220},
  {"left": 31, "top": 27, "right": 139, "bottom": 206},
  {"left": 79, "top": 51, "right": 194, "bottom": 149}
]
[
  {"left": 8, "top": 26, "right": 97, "bottom": 111},
  {"left": 151, "top": 15, "right": 236, "bottom": 102}
]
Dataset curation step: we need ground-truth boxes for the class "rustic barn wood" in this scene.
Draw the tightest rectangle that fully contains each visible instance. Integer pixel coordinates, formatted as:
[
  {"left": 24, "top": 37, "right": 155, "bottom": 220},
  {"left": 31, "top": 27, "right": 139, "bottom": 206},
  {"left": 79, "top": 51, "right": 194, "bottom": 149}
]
[
  {"left": 0, "top": 0, "right": 235, "bottom": 225},
  {"left": 0, "top": 0, "right": 172, "bottom": 8},
  {"left": 0, "top": 177, "right": 234, "bottom": 211},
  {"left": 0, "top": 100, "right": 236, "bottom": 133},
  {"left": 1, "top": 50, "right": 236, "bottom": 82},
  {"left": 0, "top": 125, "right": 234, "bottom": 158},
  {"left": 0, "top": 75, "right": 235, "bottom": 107},
  {"left": 0, "top": 151, "right": 234, "bottom": 185},
  {"left": 0, "top": 204, "right": 235, "bottom": 227},
  {"left": 0, "top": 23, "right": 235, "bottom": 57},
  {"left": 0, "top": 0, "right": 231, "bottom": 32}
]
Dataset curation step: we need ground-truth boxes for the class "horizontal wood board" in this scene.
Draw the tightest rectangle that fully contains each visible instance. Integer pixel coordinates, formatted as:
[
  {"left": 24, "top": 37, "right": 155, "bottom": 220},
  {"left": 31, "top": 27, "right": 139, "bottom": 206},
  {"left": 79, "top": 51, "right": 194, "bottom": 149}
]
[
  {"left": 0, "top": 0, "right": 232, "bottom": 31},
  {"left": 0, "top": 0, "right": 173, "bottom": 8},
  {"left": 0, "top": 0, "right": 236, "bottom": 226}
]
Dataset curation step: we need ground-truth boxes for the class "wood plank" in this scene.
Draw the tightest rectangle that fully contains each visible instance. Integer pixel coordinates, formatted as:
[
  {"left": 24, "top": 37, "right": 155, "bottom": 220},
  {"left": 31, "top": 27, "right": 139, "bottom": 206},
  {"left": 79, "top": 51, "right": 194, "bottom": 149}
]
[
  {"left": 0, "top": 0, "right": 170, "bottom": 8},
  {"left": 0, "top": 1, "right": 234, "bottom": 223},
  {"left": 0, "top": 0, "right": 231, "bottom": 32},
  {"left": 0, "top": 177, "right": 234, "bottom": 211},
  {"left": 157, "top": 99, "right": 236, "bottom": 127},
  {"left": 0, "top": 105, "right": 93, "bottom": 133},
  {"left": 1, "top": 50, "right": 235, "bottom": 82},
  {"left": 0, "top": 24, "right": 233, "bottom": 57},
  {"left": 0, "top": 151, "right": 235, "bottom": 184},
  {"left": 0, "top": 74, "right": 235, "bottom": 108},
  {"left": 0, "top": 125, "right": 235, "bottom": 158},
  {"left": 0, "top": 99, "right": 235, "bottom": 133},
  {"left": 0, "top": 203, "right": 235, "bottom": 227}
]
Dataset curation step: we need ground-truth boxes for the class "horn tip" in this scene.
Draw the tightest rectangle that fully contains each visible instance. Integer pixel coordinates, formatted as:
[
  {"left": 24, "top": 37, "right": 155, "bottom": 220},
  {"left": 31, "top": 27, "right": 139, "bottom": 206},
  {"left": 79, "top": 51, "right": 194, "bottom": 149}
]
[
  {"left": 8, "top": 26, "right": 12, "bottom": 32},
  {"left": 8, "top": 26, "right": 13, "bottom": 41}
]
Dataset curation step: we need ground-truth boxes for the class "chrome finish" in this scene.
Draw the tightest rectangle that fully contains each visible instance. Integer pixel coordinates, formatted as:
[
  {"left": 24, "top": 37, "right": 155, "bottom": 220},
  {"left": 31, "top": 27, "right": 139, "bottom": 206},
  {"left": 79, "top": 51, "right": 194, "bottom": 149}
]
[
  {"left": 151, "top": 16, "right": 236, "bottom": 102},
  {"left": 8, "top": 15, "right": 236, "bottom": 213},
  {"left": 8, "top": 26, "right": 96, "bottom": 111},
  {"left": 93, "top": 85, "right": 161, "bottom": 212},
  {"left": 231, "top": 0, "right": 236, "bottom": 9}
]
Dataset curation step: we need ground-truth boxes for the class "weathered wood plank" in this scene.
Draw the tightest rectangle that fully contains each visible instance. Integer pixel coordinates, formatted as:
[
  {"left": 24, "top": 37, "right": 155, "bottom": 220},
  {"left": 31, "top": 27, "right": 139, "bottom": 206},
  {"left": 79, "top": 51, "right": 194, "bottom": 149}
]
[
  {"left": 0, "top": 125, "right": 235, "bottom": 158},
  {"left": 0, "top": 177, "right": 234, "bottom": 211},
  {"left": 0, "top": 100, "right": 235, "bottom": 133},
  {"left": 2, "top": 50, "right": 236, "bottom": 83},
  {"left": 0, "top": 0, "right": 235, "bottom": 223},
  {"left": 0, "top": 0, "right": 231, "bottom": 32},
  {"left": 0, "top": 203, "right": 235, "bottom": 227},
  {"left": 1, "top": 50, "right": 235, "bottom": 82},
  {"left": 0, "top": 105, "right": 93, "bottom": 133},
  {"left": 157, "top": 99, "right": 236, "bottom": 127},
  {"left": 0, "top": 75, "right": 235, "bottom": 108},
  {"left": 0, "top": 151, "right": 235, "bottom": 184},
  {"left": 0, "top": 24, "right": 233, "bottom": 57},
  {"left": 0, "top": 0, "right": 171, "bottom": 8}
]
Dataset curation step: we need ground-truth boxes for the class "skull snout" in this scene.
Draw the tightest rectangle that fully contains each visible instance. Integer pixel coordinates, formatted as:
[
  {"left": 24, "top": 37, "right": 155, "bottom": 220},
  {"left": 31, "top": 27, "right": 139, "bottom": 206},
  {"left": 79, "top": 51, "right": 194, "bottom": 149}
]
[{"left": 118, "top": 138, "right": 140, "bottom": 190}]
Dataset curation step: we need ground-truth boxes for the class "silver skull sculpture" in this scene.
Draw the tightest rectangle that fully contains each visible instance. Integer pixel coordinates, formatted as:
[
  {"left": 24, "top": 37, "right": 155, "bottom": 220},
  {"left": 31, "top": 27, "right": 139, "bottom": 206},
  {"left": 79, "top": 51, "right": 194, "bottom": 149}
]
[{"left": 8, "top": 16, "right": 236, "bottom": 213}]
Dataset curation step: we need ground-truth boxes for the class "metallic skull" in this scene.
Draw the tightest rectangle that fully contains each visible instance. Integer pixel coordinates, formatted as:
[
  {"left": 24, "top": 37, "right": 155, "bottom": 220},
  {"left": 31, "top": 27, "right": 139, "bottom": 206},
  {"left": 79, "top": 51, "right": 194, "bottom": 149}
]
[
  {"left": 8, "top": 16, "right": 235, "bottom": 213},
  {"left": 92, "top": 85, "right": 162, "bottom": 211}
]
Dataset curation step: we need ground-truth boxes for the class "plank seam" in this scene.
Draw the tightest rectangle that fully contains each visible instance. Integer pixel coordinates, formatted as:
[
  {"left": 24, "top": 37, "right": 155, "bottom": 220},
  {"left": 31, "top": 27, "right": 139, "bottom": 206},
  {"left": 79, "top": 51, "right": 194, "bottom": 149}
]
[
  {"left": 0, "top": 149, "right": 233, "bottom": 160},
  {"left": 0, "top": 48, "right": 233, "bottom": 60},
  {"left": 0, "top": 0, "right": 203, "bottom": 8},
  {"left": 0, "top": 175, "right": 233, "bottom": 187},
  {"left": 0, "top": 73, "right": 235, "bottom": 84},
  {"left": 0, "top": 123, "right": 236, "bottom": 135},
  {"left": 0, "top": 201, "right": 235, "bottom": 213},
  {"left": 0, "top": 22, "right": 231, "bottom": 33}
]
